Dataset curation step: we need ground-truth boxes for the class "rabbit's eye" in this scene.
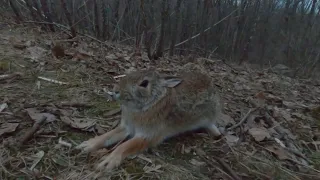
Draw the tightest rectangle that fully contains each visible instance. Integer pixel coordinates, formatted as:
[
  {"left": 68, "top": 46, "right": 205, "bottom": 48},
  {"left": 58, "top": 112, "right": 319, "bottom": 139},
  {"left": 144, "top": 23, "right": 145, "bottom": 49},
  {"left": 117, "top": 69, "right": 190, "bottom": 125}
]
[{"left": 139, "top": 80, "right": 149, "bottom": 88}]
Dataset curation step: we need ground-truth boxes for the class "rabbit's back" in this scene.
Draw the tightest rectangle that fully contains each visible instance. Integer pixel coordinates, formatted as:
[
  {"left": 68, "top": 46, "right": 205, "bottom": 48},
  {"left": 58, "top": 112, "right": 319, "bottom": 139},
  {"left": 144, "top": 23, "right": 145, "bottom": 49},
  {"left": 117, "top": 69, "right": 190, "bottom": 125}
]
[{"left": 164, "top": 71, "right": 221, "bottom": 128}]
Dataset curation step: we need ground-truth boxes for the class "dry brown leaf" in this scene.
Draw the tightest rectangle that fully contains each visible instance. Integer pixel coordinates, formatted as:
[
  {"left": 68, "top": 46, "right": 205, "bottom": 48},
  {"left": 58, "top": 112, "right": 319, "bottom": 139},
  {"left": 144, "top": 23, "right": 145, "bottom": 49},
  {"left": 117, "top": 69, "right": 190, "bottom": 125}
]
[
  {"left": 182, "top": 145, "right": 192, "bottom": 154},
  {"left": 60, "top": 116, "right": 96, "bottom": 131},
  {"left": 51, "top": 44, "right": 65, "bottom": 58},
  {"left": 265, "top": 93, "right": 282, "bottom": 103},
  {"left": 244, "top": 115, "right": 267, "bottom": 129},
  {"left": 194, "top": 147, "right": 206, "bottom": 156},
  {"left": 291, "top": 112, "right": 312, "bottom": 121},
  {"left": 225, "top": 134, "right": 239, "bottom": 146},
  {"left": 255, "top": 91, "right": 266, "bottom": 99},
  {"left": 0, "top": 123, "right": 19, "bottom": 136},
  {"left": 9, "top": 37, "right": 27, "bottom": 50},
  {"left": 25, "top": 108, "right": 57, "bottom": 123},
  {"left": 311, "top": 106, "right": 320, "bottom": 120},
  {"left": 234, "top": 82, "right": 251, "bottom": 91},
  {"left": 51, "top": 154, "right": 69, "bottom": 167},
  {"left": 272, "top": 107, "right": 294, "bottom": 122},
  {"left": 19, "top": 167, "right": 42, "bottom": 178},
  {"left": 265, "top": 145, "right": 290, "bottom": 160},
  {"left": 72, "top": 51, "right": 93, "bottom": 61},
  {"left": 282, "top": 101, "right": 301, "bottom": 109},
  {"left": 0, "top": 103, "right": 8, "bottom": 112},
  {"left": 248, "top": 127, "right": 271, "bottom": 142},
  {"left": 13, "top": 43, "right": 27, "bottom": 50},
  {"left": 105, "top": 54, "right": 117, "bottom": 60},
  {"left": 27, "top": 46, "right": 47, "bottom": 60},
  {"left": 245, "top": 96, "right": 264, "bottom": 108},
  {"left": 94, "top": 124, "right": 106, "bottom": 134},
  {"left": 30, "top": 151, "right": 45, "bottom": 170},
  {"left": 219, "top": 113, "right": 235, "bottom": 125},
  {"left": 25, "top": 40, "right": 34, "bottom": 47}
]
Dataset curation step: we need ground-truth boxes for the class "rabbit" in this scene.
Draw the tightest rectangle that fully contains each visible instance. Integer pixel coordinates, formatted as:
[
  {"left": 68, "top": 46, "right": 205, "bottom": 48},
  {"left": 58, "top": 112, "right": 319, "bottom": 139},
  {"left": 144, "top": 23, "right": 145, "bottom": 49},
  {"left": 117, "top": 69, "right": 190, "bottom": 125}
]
[{"left": 76, "top": 65, "right": 224, "bottom": 171}]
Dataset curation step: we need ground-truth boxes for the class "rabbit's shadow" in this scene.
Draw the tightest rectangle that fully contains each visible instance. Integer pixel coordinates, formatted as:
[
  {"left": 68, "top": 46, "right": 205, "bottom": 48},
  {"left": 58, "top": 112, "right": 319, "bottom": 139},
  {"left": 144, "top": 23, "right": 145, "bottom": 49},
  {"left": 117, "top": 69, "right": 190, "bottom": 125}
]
[
  {"left": 147, "top": 128, "right": 224, "bottom": 157},
  {"left": 134, "top": 128, "right": 225, "bottom": 177}
]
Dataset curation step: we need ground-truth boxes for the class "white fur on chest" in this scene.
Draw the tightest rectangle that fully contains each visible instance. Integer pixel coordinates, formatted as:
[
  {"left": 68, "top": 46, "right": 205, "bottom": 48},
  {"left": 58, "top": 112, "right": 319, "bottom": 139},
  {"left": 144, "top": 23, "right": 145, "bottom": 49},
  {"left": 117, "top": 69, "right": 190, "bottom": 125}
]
[{"left": 120, "top": 105, "right": 149, "bottom": 137}]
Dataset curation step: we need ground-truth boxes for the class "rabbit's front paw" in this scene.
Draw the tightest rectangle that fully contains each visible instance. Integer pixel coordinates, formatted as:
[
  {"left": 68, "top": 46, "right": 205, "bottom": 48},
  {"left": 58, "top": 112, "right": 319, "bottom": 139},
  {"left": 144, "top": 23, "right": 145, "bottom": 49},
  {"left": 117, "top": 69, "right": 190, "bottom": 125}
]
[
  {"left": 76, "top": 136, "right": 105, "bottom": 152},
  {"left": 96, "top": 152, "right": 122, "bottom": 171}
]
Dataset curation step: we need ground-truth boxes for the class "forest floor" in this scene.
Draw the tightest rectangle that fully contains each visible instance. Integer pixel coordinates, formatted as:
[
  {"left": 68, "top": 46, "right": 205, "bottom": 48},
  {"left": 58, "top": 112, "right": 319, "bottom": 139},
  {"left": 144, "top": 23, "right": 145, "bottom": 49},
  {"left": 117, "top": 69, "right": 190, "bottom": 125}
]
[{"left": 1, "top": 22, "right": 320, "bottom": 180}]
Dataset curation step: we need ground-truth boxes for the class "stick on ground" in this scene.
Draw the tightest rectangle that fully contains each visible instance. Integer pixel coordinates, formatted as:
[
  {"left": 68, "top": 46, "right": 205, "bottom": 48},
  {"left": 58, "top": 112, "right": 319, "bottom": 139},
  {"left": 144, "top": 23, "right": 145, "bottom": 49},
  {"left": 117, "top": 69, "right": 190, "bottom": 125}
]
[
  {"left": 19, "top": 116, "right": 47, "bottom": 145},
  {"left": 214, "top": 157, "right": 242, "bottom": 180},
  {"left": 227, "top": 108, "right": 256, "bottom": 131}
]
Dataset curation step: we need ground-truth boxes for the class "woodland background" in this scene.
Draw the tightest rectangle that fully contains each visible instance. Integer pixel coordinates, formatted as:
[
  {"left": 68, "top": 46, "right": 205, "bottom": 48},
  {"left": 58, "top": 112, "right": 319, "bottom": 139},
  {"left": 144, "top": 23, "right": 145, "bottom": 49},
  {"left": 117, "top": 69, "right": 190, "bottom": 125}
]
[{"left": 1, "top": 0, "right": 320, "bottom": 77}]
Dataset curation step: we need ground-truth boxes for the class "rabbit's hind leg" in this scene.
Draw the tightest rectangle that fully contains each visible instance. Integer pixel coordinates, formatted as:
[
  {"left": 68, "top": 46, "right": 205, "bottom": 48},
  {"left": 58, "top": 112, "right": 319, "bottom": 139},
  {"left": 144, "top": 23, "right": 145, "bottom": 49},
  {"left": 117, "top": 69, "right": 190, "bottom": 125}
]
[
  {"left": 96, "top": 136, "right": 162, "bottom": 171},
  {"left": 76, "top": 126, "right": 128, "bottom": 153}
]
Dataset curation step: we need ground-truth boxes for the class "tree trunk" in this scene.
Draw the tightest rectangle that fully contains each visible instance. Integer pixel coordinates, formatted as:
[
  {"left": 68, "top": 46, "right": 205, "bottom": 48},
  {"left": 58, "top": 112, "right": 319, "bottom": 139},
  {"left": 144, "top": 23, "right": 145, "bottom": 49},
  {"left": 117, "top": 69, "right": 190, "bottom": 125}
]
[
  {"left": 9, "top": 0, "right": 22, "bottom": 22},
  {"left": 93, "top": 0, "right": 100, "bottom": 38},
  {"left": 154, "top": 0, "right": 168, "bottom": 60},
  {"left": 60, "top": 0, "right": 77, "bottom": 37},
  {"left": 169, "top": 0, "right": 182, "bottom": 56},
  {"left": 40, "top": 0, "right": 55, "bottom": 31},
  {"left": 25, "top": 0, "right": 38, "bottom": 21}
]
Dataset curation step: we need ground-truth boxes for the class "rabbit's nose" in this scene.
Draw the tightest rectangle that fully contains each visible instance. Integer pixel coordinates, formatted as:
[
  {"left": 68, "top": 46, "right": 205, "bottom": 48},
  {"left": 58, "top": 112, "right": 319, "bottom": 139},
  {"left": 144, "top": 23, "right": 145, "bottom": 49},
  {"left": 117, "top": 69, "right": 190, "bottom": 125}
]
[
  {"left": 108, "top": 90, "right": 120, "bottom": 100},
  {"left": 113, "top": 91, "right": 120, "bottom": 100}
]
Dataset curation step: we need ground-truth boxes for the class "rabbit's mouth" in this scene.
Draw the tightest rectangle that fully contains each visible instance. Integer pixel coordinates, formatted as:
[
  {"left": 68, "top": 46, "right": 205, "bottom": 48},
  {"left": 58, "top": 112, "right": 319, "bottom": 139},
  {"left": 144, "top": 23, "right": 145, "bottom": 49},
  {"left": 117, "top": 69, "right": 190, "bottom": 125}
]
[{"left": 107, "top": 91, "right": 120, "bottom": 101}]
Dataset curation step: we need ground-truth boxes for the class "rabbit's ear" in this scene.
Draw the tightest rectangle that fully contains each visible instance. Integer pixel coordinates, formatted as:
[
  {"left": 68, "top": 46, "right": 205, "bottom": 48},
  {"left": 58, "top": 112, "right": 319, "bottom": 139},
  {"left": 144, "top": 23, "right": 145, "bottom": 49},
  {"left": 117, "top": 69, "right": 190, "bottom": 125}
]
[{"left": 162, "top": 76, "right": 182, "bottom": 88}]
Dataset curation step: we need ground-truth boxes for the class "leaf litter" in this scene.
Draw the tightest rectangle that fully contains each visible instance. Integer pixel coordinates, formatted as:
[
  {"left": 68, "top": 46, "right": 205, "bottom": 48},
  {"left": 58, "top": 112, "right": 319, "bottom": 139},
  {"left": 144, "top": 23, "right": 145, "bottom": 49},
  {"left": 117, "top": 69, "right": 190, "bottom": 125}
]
[
  {"left": 248, "top": 127, "right": 271, "bottom": 142},
  {"left": 0, "top": 123, "right": 19, "bottom": 136},
  {"left": 25, "top": 108, "right": 57, "bottom": 123},
  {"left": 0, "top": 25, "right": 320, "bottom": 180}
]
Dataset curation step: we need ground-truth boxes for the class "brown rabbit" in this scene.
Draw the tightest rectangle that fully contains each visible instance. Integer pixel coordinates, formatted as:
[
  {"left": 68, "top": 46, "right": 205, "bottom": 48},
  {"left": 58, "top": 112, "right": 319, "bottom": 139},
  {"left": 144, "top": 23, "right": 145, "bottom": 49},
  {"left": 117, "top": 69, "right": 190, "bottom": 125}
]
[{"left": 76, "top": 65, "right": 224, "bottom": 171}]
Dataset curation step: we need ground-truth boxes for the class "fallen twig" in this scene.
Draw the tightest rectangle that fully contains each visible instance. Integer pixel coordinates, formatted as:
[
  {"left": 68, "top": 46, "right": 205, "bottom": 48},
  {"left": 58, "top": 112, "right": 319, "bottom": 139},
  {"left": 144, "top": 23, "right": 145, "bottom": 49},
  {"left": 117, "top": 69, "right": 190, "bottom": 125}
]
[
  {"left": 213, "top": 157, "right": 242, "bottom": 180},
  {"left": 19, "top": 116, "right": 47, "bottom": 145},
  {"left": 58, "top": 137, "right": 72, "bottom": 148},
  {"left": 284, "top": 147, "right": 312, "bottom": 164},
  {"left": 23, "top": 21, "right": 116, "bottom": 49},
  {"left": 54, "top": 37, "right": 78, "bottom": 43},
  {"left": 238, "top": 162, "right": 271, "bottom": 179},
  {"left": 0, "top": 112, "right": 14, "bottom": 115},
  {"left": 228, "top": 108, "right": 257, "bottom": 131},
  {"left": 235, "top": 149, "right": 313, "bottom": 179},
  {"left": 198, "top": 152, "right": 241, "bottom": 180},
  {"left": 0, "top": 72, "right": 22, "bottom": 81},
  {"left": 103, "top": 108, "right": 121, "bottom": 117},
  {"left": 58, "top": 102, "right": 93, "bottom": 108},
  {"left": 164, "top": 8, "right": 238, "bottom": 51},
  {"left": 38, "top": 76, "right": 69, "bottom": 85},
  {"left": 113, "top": 74, "right": 126, "bottom": 79},
  {"left": 264, "top": 111, "right": 287, "bottom": 137},
  {"left": 215, "top": 166, "right": 236, "bottom": 180}
]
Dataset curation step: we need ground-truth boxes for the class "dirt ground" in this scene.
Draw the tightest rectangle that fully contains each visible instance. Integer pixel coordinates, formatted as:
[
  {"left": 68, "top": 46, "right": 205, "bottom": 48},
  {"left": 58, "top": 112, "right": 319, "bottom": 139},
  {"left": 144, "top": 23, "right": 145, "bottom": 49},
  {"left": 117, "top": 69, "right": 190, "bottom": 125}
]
[{"left": 1, "top": 23, "right": 320, "bottom": 180}]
